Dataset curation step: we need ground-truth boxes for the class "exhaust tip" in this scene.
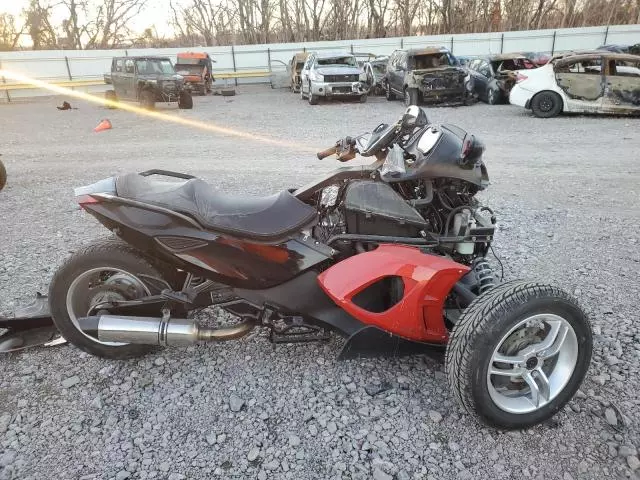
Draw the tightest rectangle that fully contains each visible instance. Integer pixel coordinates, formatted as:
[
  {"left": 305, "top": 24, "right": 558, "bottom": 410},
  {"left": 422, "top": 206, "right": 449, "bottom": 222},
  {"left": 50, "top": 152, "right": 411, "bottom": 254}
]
[{"left": 77, "top": 316, "right": 100, "bottom": 337}]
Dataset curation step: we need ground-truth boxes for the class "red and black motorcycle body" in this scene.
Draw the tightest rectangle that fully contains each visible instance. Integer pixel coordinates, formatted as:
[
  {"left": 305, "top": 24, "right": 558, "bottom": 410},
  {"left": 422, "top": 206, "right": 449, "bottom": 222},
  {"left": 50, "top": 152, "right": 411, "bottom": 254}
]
[
  {"left": 76, "top": 120, "right": 490, "bottom": 356},
  {"left": 78, "top": 176, "right": 475, "bottom": 356}
]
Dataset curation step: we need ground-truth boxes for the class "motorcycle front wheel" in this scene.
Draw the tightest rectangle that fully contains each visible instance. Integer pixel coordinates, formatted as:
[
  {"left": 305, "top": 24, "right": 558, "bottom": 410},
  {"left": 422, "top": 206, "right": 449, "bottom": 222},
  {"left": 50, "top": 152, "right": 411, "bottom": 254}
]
[{"left": 445, "top": 280, "right": 592, "bottom": 429}]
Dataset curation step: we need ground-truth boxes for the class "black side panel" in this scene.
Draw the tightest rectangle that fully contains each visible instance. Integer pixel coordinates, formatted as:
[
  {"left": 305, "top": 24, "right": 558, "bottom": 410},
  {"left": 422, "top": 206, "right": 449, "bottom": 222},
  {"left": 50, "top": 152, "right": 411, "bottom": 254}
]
[
  {"left": 84, "top": 203, "right": 331, "bottom": 289},
  {"left": 339, "top": 326, "right": 445, "bottom": 360},
  {"left": 233, "top": 271, "right": 365, "bottom": 337}
]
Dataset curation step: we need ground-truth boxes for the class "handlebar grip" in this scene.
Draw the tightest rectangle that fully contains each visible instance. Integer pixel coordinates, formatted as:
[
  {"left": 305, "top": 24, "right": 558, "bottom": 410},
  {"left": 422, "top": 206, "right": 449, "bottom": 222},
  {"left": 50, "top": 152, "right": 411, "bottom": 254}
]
[{"left": 316, "top": 145, "right": 338, "bottom": 160}]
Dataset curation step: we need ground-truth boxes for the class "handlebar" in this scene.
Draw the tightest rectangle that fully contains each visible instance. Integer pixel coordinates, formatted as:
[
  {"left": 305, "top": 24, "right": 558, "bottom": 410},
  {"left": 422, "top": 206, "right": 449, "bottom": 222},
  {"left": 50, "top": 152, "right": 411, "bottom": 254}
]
[{"left": 316, "top": 145, "right": 338, "bottom": 160}]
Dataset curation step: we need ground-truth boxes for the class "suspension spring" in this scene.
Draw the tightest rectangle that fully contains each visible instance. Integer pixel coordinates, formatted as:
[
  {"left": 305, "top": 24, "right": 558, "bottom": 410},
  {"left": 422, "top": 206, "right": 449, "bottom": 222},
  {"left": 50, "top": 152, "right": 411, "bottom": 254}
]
[{"left": 473, "top": 257, "right": 496, "bottom": 294}]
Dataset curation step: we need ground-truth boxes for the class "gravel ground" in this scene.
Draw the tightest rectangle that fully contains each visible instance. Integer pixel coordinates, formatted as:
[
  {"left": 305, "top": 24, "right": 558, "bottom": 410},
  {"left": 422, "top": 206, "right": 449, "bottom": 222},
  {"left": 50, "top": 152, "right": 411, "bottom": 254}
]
[{"left": 0, "top": 87, "right": 639, "bottom": 480}]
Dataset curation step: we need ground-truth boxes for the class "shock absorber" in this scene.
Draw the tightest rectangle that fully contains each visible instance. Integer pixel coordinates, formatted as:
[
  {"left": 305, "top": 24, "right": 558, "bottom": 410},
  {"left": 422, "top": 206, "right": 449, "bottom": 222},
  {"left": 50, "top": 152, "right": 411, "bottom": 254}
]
[{"left": 472, "top": 257, "right": 496, "bottom": 294}]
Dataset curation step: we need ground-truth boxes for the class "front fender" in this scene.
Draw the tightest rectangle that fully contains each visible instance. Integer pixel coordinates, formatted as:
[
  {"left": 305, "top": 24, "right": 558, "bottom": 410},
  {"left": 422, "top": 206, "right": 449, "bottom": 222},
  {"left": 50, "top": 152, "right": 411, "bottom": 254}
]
[{"left": 318, "top": 245, "right": 470, "bottom": 343}]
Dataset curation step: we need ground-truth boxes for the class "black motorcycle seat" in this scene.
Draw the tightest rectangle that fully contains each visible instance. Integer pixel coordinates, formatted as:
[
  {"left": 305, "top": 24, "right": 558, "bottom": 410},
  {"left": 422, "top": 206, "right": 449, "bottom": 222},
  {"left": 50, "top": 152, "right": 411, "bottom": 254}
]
[{"left": 115, "top": 173, "right": 317, "bottom": 241}]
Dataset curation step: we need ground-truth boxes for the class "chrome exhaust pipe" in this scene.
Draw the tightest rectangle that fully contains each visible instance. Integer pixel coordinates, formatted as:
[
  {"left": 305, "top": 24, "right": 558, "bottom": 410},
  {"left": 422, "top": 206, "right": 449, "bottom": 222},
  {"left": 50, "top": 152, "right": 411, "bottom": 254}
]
[{"left": 78, "top": 315, "right": 255, "bottom": 346}]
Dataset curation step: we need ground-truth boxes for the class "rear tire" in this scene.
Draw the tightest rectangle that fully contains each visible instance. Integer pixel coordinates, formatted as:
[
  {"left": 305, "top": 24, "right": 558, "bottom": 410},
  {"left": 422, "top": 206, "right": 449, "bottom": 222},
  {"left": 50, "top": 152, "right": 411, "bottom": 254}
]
[
  {"left": 531, "top": 91, "right": 562, "bottom": 118},
  {"left": 359, "top": 94, "right": 368, "bottom": 103},
  {"left": 139, "top": 89, "right": 155, "bottom": 110},
  {"left": 49, "top": 239, "right": 167, "bottom": 359},
  {"left": 445, "top": 280, "right": 592, "bottom": 429},
  {"left": 178, "top": 91, "right": 193, "bottom": 109}
]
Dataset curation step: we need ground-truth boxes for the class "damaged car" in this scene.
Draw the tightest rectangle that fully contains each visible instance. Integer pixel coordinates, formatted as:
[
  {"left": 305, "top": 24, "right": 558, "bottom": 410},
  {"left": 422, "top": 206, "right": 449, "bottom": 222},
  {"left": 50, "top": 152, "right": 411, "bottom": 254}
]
[
  {"left": 467, "top": 54, "right": 538, "bottom": 104},
  {"left": 363, "top": 55, "right": 388, "bottom": 95},
  {"left": 300, "top": 51, "right": 367, "bottom": 105},
  {"left": 384, "top": 47, "right": 474, "bottom": 106},
  {"left": 288, "top": 52, "right": 309, "bottom": 93},
  {"left": 510, "top": 51, "right": 640, "bottom": 117}
]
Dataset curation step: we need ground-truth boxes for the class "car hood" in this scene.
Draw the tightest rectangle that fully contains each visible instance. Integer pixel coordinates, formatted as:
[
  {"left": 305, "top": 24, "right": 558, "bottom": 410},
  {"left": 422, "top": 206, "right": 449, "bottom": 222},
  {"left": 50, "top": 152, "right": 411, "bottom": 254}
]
[{"left": 316, "top": 66, "right": 362, "bottom": 76}]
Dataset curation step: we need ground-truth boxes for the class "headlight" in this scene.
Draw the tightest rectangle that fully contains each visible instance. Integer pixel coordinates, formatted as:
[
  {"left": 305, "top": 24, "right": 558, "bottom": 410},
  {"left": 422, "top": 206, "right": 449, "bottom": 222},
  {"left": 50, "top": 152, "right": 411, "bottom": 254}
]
[
  {"left": 310, "top": 72, "right": 323, "bottom": 82},
  {"left": 147, "top": 79, "right": 158, "bottom": 84}
]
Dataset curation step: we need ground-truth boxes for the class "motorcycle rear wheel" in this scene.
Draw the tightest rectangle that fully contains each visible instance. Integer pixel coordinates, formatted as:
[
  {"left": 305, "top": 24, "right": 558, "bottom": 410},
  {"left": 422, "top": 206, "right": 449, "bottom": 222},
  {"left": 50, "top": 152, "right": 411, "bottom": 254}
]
[
  {"left": 446, "top": 280, "right": 592, "bottom": 429},
  {"left": 49, "top": 238, "right": 167, "bottom": 359}
]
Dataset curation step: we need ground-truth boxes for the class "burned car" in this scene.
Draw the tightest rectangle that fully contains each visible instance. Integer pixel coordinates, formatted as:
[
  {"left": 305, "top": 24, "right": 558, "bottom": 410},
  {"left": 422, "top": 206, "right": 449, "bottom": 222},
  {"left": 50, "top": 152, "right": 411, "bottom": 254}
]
[
  {"left": 300, "top": 51, "right": 367, "bottom": 105},
  {"left": 467, "top": 54, "right": 538, "bottom": 104},
  {"left": 363, "top": 55, "right": 388, "bottom": 95},
  {"left": 105, "top": 56, "right": 193, "bottom": 110},
  {"left": 510, "top": 51, "right": 640, "bottom": 117},
  {"left": 175, "top": 52, "right": 215, "bottom": 95},
  {"left": 385, "top": 47, "right": 474, "bottom": 106},
  {"left": 288, "top": 52, "right": 309, "bottom": 93}
]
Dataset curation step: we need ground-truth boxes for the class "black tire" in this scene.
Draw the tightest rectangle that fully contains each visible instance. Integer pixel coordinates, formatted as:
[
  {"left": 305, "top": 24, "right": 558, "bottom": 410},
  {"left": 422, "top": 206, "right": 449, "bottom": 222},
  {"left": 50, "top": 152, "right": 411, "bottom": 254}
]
[
  {"left": 105, "top": 90, "right": 117, "bottom": 109},
  {"left": 445, "top": 280, "right": 592, "bottom": 429},
  {"left": 531, "top": 91, "right": 563, "bottom": 118},
  {"left": 308, "top": 83, "right": 319, "bottom": 105},
  {"left": 385, "top": 82, "right": 396, "bottom": 101},
  {"left": 0, "top": 159, "right": 6, "bottom": 192},
  {"left": 49, "top": 238, "right": 167, "bottom": 360},
  {"left": 178, "top": 91, "right": 193, "bottom": 109},
  {"left": 404, "top": 87, "right": 419, "bottom": 107},
  {"left": 486, "top": 87, "right": 500, "bottom": 105},
  {"left": 359, "top": 94, "right": 368, "bottom": 103},
  {"left": 139, "top": 89, "right": 155, "bottom": 110}
]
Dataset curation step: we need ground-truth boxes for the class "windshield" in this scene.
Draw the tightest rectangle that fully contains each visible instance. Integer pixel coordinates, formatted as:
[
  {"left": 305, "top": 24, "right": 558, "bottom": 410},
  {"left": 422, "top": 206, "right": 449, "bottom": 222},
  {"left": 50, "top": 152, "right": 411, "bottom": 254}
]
[
  {"left": 492, "top": 58, "right": 535, "bottom": 71},
  {"left": 316, "top": 56, "right": 357, "bottom": 67},
  {"left": 176, "top": 58, "right": 205, "bottom": 66},
  {"left": 410, "top": 53, "right": 453, "bottom": 70},
  {"left": 136, "top": 59, "right": 175, "bottom": 75}
]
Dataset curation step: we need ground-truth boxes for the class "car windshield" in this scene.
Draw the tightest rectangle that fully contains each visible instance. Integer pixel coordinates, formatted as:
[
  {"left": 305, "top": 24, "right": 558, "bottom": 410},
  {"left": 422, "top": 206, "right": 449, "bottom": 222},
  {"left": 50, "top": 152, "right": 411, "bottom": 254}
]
[
  {"left": 177, "top": 58, "right": 205, "bottom": 66},
  {"left": 411, "top": 53, "right": 453, "bottom": 70},
  {"left": 492, "top": 58, "right": 535, "bottom": 71},
  {"left": 316, "top": 56, "right": 357, "bottom": 67},
  {"left": 136, "top": 59, "right": 175, "bottom": 75}
]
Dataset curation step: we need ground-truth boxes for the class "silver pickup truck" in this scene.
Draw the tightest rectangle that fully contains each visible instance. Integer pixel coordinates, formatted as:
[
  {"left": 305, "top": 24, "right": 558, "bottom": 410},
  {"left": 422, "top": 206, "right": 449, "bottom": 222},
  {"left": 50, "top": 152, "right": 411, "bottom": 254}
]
[{"left": 300, "top": 51, "right": 367, "bottom": 105}]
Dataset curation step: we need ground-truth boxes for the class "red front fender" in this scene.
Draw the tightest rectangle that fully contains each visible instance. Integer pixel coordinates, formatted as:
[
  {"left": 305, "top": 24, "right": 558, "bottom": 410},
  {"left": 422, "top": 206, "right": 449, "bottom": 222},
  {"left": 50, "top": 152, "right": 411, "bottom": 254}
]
[{"left": 318, "top": 245, "right": 470, "bottom": 343}]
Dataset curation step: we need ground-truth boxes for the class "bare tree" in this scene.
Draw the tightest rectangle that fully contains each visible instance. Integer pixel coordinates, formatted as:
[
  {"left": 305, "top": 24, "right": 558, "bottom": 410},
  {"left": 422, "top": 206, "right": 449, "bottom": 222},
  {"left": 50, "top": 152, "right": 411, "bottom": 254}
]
[
  {"left": 0, "top": 14, "right": 24, "bottom": 51},
  {"left": 24, "top": 0, "right": 58, "bottom": 50}
]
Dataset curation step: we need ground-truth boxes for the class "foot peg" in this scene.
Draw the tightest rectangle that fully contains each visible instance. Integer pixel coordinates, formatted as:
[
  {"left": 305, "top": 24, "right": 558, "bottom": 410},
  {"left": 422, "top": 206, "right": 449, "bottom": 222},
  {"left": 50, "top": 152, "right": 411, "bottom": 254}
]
[{"left": 267, "top": 316, "right": 330, "bottom": 344}]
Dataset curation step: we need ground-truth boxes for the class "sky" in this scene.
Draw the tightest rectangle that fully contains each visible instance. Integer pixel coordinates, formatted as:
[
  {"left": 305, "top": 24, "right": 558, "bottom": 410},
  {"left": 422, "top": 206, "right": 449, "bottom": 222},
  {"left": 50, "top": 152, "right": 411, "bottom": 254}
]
[{"left": 3, "top": 0, "right": 181, "bottom": 38}]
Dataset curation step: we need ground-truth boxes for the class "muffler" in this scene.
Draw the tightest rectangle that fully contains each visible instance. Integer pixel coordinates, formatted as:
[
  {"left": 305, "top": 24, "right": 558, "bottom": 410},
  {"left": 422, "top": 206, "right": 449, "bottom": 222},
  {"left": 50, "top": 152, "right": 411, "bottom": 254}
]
[{"left": 78, "top": 315, "right": 255, "bottom": 346}]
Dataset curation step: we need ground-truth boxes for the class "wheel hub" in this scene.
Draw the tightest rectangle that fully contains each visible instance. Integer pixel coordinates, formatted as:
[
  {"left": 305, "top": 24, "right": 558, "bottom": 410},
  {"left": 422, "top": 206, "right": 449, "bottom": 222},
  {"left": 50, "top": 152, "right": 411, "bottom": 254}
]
[
  {"left": 525, "top": 357, "right": 539, "bottom": 370},
  {"left": 486, "top": 314, "right": 579, "bottom": 414}
]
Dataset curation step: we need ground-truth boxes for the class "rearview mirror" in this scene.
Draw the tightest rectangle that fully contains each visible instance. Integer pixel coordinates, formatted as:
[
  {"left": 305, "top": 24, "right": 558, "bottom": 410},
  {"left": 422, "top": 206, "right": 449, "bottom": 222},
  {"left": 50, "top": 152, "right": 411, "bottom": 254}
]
[{"left": 401, "top": 105, "right": 429, "bottom": 130}]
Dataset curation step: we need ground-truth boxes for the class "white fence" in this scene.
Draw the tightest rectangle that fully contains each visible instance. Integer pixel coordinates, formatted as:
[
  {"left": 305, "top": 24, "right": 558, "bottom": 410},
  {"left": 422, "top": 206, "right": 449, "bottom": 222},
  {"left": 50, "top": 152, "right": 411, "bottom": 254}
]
[{"left": 1, "top": 23, "right": 639, "bottom": 100}]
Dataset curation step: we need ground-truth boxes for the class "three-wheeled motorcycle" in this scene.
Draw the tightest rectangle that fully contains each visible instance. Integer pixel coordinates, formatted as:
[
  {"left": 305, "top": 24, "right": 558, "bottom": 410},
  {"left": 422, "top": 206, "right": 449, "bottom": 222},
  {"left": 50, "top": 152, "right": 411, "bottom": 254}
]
[{"left": 47, "top": 106, "right": 592, "bottom": 428}]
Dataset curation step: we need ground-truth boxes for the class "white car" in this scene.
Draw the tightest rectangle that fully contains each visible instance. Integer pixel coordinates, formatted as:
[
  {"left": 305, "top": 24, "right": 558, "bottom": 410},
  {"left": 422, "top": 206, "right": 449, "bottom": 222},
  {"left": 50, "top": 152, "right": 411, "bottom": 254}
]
[
  {"left": 300, "top": 51, "right": 367, "bottom": 105},
  {"left": 509, "top": 51, "right": 640, "bottom": 117}
]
